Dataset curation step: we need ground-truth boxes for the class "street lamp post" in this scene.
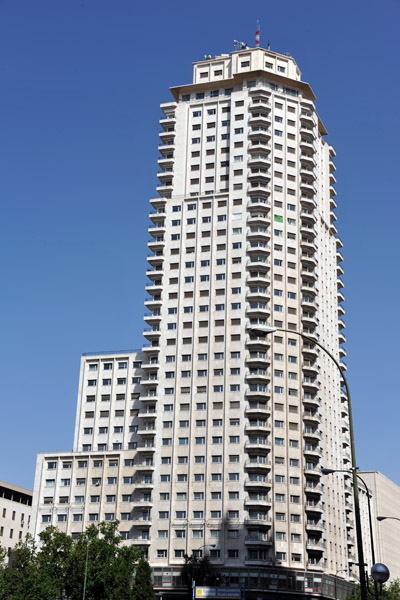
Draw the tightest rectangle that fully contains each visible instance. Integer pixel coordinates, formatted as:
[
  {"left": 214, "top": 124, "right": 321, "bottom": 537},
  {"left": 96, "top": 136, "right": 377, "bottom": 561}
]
[
  {"left": 250, "top": 326, "right": 368, "bottom": 600},
  {"left": 377, "top": 515, "right": 400, "bottom": 522}
]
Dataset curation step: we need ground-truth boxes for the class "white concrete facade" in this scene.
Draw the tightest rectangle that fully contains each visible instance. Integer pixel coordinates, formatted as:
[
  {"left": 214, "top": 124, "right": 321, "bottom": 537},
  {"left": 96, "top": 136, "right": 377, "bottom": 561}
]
[
  {"left": 145, "top": 46, "right": 351, "bottom": 576},
  {"left": 0, "top": 481, "right": 32, "bottom": 557},
  {"left": 359, "top": 471, "right": 400, "bottom": 581}
]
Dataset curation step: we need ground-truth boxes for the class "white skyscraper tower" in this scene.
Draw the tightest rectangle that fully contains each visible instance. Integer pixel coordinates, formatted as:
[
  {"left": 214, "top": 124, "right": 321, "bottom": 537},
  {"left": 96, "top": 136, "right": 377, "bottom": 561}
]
[
  {"left": 32, "top": 44, "right": 354, "bottom": 599},
  {"left": 143, "top": 44, "right": 351, "bottom": 586}
]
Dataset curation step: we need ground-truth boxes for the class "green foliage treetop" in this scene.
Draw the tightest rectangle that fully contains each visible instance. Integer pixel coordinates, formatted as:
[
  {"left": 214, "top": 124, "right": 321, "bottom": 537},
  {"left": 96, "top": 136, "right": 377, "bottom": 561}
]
[{"left": 0, "top": 521, "right": 155, "bottom": 600}]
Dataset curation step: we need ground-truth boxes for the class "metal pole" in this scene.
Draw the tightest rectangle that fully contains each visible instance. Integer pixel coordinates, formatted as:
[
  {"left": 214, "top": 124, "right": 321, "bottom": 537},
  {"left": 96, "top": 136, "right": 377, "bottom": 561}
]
[
  {"left": 82, "top": 536, "right": 90, "bottom": 600},
  {"left": 251, "top": 327, "right": 368, "bottom": 600}
]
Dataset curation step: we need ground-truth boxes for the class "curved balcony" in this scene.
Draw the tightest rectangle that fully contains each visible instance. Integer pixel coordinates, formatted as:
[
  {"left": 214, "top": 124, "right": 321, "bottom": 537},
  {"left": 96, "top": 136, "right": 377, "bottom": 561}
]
[
  {"left": 137, "top": 407, "right": 156, "bottom": 418},
  {"left": 143, "top": 312, "right": 161, "bottom": 326},
  {"left": 245, "top": 404, "right": 271, "bottom": 418},
  {"left": 157, "top": 169, "right": 174, "bottom": 184},
  {"left": 248, "top": 183, "right": 271, "bottom": 198},
  {"left": 302, "top": 271, "right": 317, "bottom": 287},
  {"left": 303, "top": 428, "right": 320, "bottom": 443},
  {"left": 300, "top": 221, "right": 316, "bottom": 236},
  {"left": 139, "top": 388, "right": 158, "bottom": 401},
  {"left": 156, "top": 183, "right": 173, "bottom": 197},
  {"left": 159, "top": 115, "right": 176, "bottom": 129},
  {"left": 306, "top": 521, "right": 324, "bottom": 534},
  {"left": 245, "top": 389, "right": 270, "bottom": 403},
  {"left": 244, "top": 439, "right": 271, "bottom": 451},
  {"left": 301, "top": 152, "right": 316, "bottom": 169},
  {"left": 244, "top": 478, "right": 272, "bottom": 490},
  {"left": 302, "top": 345, "right": 318, "bottom": 362},
  {"left": 243, "top": 516, "right": 272, "bottom": 527},
  {"left": 159, "top": 129, "right": 175, "bottom": 142},
  {"left": 303, "top": 377, "right": 319, "bottom": 394},
  {"left": 301, "top": 297, "right": 317, "bottom": 313},
  {"left": 300, "top": 235, "right": 317, "bottom": 252},
  {"left": 247, "top": 212, "right": 270, "bottom": 227},
  {"left": 147, "top": 253, "right": 164, "bottom": 268},
  {"left": 246, "top": 274, "right": 270, "bottom": 288},
  {"left": 157, "top": 155, "right": 174, "bottom": 169},
  {"left": 300, "top": 181, "right": 316, "bottom": 197},
  {"left": 300, "top": 111, "right": 315, "bottom": 127},
  {"left": 136, "top": 442, "right": 155, "bottom": 452},
  {"left": 303, "top": 395, "right": 320, "bottom": 410},
  {"left": 300, "top": 137, "right": 315, "bottom": 153},
  {"left": 249, "top": 114, "right": 271, "bottom": 127},
  {"left": 306, "top": 540, "right": 325, "bottom": 552},
  {"left": 330, "top": 197, "right": 337, "bottom": 210},
  {"left": 246, "top": 303, "right": 270, "bottom": 320},
  {"left": 245, "top": 459, "right": 271, "bottom": 471},
  {"left": 248, "top": 172, "right": 270, "bottom": 187},
  {"left": 140, "top": 376, "right": 159, "bottom": 387},
  {"left": 246, "top": 351, "right": 270, "bottom": 366},
  {"left": 248, "top": 153, "right": 271, "bottom": 168},
  {"left": 303, "top": 411, "right": 320, "bottom": 427},
  {"left": 305, "top": 500, "right": 324, "bottom": 514},
  {"left": 305, "top": 481, "right": 323, "bottom": 495},
  {"left": 300, "top": 124, "right": 316, "bottom": 140},
  {"left": 150, "top": 196, "right": 167, "bottom": 210},
  {"left": 245, "top": 422, "right": 269, "bottom": 434},
  {"left": 248, "top": 98, "right": 271, "bottom": 112},
  {"left": 144, "top": 298, "right": 162, "bottom": 311},
  {"left": 246, "top": 336, "right": 270, "bottom": 352},
  {"left": 145, "top": 283, "right": 163, "bottom": 297},
  {"left": 147, "top": 238, "right": 165, "bottom": 253},
  {"left": 247, "top": 245, "right": 270, "bottom": 258},
  {"left": 246, "top": 290, "right": 269, "bottom": 305},
  {"left": 304, "top": 446, "right": 322, "bottom": 460},
  {"left": 304, "top": 465, "right": 321, "bottom": 478},
  {"left": 135, "top": 463, "right": 155, "bottom": 472},
  {"left": 245, "top": 534, "right": 272, "bottom": 545},
  {"left": 146, "top": 268, "right": 164, "bottom": 282},
  {"left": 245, "top": 370, "right": 270, "bottom": 385},
  {"left": 248, "top": 127, "right": 271, "bottom": 142},
  {"left": 247, "top": 197, "right": 270, "bottom": 210},
  {"left": 148, "top": 223, "right": 166, "bottom": 237},
  {"left": 301, "top": 254, "right": 317, "bottom": 270},
  {"left": 301, "top": 313, "right": 318, "bottom": 329},
  {"left": 158, "top": 143, "right": 176, "bottom": 157}
]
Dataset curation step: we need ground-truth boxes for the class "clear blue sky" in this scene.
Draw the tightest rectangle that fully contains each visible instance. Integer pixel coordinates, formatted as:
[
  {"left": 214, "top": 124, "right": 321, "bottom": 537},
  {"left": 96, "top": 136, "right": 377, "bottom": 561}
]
[{"left": 1, "top": 0, "right": 399, "bottom": 490}]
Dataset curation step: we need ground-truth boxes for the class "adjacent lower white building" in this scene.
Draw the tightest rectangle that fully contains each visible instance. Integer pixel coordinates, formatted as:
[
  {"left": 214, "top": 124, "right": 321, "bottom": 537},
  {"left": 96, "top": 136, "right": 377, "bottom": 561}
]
[
  {"left": 359, "top": 471, "right": 400, "bottom": 581},
  {"left": 0, "top": 481, "right": 32, "bottom": 558},
  {"left": 31, "top": 44, "right": 367, "bottom": 599}
]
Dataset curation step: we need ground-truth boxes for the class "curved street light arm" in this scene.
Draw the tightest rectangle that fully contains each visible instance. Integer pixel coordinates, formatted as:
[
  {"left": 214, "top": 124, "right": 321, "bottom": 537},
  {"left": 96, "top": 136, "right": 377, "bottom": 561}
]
[{"left": 250, "top": 327, "right": 368, "bottom": 600}]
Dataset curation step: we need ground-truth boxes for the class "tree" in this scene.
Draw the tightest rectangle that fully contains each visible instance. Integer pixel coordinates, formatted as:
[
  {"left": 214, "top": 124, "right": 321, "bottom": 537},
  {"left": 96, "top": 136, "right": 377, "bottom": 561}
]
[
  {"left": 346, "top": 579, "right": 400, "bottom": 600},
  {"left": 0, "top": 535, "right": 42, "bottom": 600},
  {"left": 181, "top": 553, "right": 218, "bottom": 589},
  {"left": 0, "top": 522, "right": 143, "bottom": 600},
  {"left": 131, "top": 556, "right": 156, "bottom": 600},
  {"left": 65, "top": 521, "right": 143, "bottom": 600}
]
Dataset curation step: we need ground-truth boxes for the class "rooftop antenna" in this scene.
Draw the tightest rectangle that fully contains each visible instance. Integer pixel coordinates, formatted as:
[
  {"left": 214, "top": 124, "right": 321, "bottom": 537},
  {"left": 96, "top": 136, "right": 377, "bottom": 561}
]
[
  {"left": 234, "top": 40, "right": 248, "bottom": 51},
  {"left": 255, "top": 21, "right": 260, "bottom": 47},
  {"left": 267, "top": 40, "right": 271, "bottom": 50}
]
